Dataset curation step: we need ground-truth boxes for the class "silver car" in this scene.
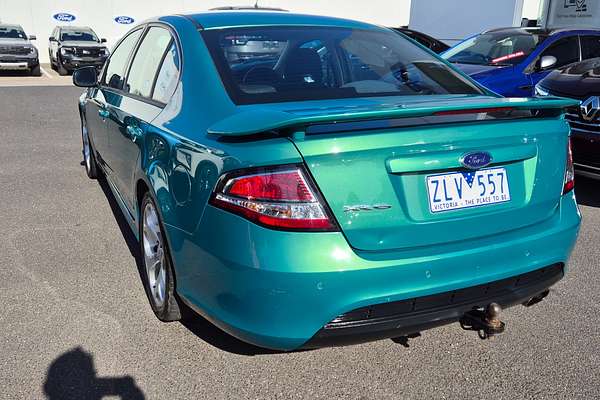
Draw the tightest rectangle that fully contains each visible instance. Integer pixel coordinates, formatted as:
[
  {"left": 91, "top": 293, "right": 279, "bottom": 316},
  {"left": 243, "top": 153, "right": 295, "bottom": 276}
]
[{"left": 0, "top": 24, "right": 40, "bottom": 76}]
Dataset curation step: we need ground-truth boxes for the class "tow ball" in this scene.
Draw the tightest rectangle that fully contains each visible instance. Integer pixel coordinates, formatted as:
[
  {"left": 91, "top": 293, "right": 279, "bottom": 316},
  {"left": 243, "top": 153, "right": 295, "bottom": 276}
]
[{"left": 460, "top": 303, "right": 506, "bottom": 339}]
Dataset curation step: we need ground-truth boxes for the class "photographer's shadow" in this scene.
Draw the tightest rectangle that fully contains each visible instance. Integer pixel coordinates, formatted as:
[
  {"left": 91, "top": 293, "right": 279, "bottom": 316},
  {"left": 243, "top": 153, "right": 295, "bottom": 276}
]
[{"left": 43, "top": 347, "right": 145, "bottom": 400}]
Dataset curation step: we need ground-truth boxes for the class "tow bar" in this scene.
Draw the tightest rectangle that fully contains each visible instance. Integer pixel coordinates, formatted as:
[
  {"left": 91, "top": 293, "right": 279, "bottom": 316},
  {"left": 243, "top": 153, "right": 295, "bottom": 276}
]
[{"left": 460, "top": 303, "right": 506, "bottom": 339}]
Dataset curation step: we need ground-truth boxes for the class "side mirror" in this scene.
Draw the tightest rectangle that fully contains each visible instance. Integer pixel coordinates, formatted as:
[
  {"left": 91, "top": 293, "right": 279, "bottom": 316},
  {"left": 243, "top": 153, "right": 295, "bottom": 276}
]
[
  {"left": 49, "top": 37, "right": 56, "bottom": 42},
  {"left": 539, "top": 55, "right": 558, "bottom": 70},
  {"left": 100, "top": 38, "right": 107, "bottom": 43},
  {"left": 73, "top": 66, "right": 98, "bottom": 88},
  {"left": 29, "top": 35, "right": 36, "bottom": 40}
]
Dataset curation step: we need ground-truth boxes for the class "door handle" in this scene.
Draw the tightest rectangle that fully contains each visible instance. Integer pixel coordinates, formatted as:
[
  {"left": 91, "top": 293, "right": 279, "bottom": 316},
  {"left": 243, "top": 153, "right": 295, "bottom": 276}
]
[
  {"left": 518, "top": 85, "right": 533, "bottom": 91},
  {"left": 98, "top": 109, "right": 109, "bottom": 118},
  {"left": 126, "top": 125, "right": 143, "bottom": 142}
]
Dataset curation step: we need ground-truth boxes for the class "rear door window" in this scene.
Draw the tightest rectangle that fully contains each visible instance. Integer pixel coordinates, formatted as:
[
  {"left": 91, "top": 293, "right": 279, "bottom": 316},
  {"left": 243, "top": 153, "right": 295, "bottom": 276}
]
[
  {"left": 539, "top": 36, "right": 580, "bottom": 68},
  {"left": 581, "top": 35, "right": 600, "bottom": 60},
  {"left": 125, "top": 27, "right": 173, "bottom": 98},
  {"left": 102, "top": 29, "right": 143, "bottom": 90},
  {"left": 152, "top": 41, "right": 180, "bottom": 104}
]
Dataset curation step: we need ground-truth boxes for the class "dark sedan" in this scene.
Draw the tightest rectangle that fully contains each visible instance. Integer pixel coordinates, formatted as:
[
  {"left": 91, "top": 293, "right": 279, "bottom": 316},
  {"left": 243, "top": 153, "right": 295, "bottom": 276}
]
[
  {"left": 392, "top": 27, "right": 450, "bottom": 53},
  {"left": 537, "top": 57, "right": 600, "bottom": 179}
]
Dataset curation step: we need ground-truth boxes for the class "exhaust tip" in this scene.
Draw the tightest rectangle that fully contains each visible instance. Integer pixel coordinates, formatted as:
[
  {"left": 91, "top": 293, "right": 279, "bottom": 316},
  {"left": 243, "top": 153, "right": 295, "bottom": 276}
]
[{"left": 522, "top": 289, "right": 550, "bottom": 307}]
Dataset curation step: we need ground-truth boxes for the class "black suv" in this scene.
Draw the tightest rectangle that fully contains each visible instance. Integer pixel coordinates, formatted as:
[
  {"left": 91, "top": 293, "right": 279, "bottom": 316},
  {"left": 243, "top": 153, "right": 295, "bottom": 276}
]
[
  {"left": 0, "top": 24, "right": 40, "bottom": 76},
  {"left": 537, "top": 58, "right": 600, "bottom": 179},
  {"left": 48, "top": 26, "right": 109, "bottom": 75}
]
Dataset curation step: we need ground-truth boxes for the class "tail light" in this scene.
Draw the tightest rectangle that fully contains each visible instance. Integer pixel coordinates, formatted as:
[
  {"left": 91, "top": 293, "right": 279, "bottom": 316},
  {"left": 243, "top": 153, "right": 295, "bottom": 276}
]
[
  {"left": 209, "top": 165, "right": 338, "bottom": 231},
  {"left": 563, "top": 138, "right": 575, "bottom": 195}
]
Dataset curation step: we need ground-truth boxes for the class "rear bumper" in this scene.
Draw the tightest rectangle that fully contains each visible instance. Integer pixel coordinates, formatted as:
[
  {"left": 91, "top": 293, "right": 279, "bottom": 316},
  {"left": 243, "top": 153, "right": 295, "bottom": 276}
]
[
  {"left": 303, "top": 263, "right": 563, "bottom": 349},
  {"left": 171, "top": 194, "right": 580, "bottom": 351}
]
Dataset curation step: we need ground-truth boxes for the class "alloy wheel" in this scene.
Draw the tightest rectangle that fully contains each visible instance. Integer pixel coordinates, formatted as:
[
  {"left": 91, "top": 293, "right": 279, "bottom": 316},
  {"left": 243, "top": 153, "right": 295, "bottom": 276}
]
[
  {"left": 142, "top": 201, "right": 167, "bottom": 308},
  {"left": 82, "top": 124, "right": 91, "bottom": 173}
]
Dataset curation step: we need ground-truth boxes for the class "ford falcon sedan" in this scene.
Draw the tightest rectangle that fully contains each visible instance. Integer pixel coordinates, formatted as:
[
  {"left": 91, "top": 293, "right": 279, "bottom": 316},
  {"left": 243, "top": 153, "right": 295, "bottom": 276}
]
[{"left": 73, "top": 11, "right": 581, "bottom": 350}]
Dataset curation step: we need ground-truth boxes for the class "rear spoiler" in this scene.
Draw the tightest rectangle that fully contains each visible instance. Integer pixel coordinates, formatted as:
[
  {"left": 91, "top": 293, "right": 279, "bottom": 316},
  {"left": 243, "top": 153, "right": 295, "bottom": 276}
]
[{"left": 208, "top": 97, "right": 579, "bottom": 137}]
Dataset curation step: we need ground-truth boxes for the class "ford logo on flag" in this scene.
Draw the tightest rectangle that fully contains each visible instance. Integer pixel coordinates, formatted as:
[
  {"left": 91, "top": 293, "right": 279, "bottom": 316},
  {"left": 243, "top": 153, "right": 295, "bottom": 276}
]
[
  {"left": 53, "top": 13, "right": 76, "bottom": 22},
  {"left": 460, "top": 152, "right": 493, "bottom": 170},
  {"left": 115, "top": 16, "right": 135, "bottom": 25}
]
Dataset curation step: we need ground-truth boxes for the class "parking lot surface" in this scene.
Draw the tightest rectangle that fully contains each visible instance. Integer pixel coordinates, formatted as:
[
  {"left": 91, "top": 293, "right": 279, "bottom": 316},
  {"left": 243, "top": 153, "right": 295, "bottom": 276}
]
[
  {"left": 0, "top": 65, "right": 72, "bottom": 87},
  {"left": 0, "top": 85, "right": 599, "bottom": 399}
]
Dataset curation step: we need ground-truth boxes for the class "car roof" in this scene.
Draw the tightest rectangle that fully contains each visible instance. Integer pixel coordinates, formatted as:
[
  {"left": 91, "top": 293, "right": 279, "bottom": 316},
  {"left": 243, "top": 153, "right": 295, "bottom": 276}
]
[
  {"left": 210, "top": 6, "right": 289, "bottom": 11},
  {"left": 483, "top": 26, "right": 600, "bottom": 35},
  {"left": 58, "top": 26, "right": 95, "bottom": 31},
  {"left": 0, "top": 24, "right": 24, "bottom": 30},
  {"left": 181, "top": 11, "right": 380, "bottom": 31}
]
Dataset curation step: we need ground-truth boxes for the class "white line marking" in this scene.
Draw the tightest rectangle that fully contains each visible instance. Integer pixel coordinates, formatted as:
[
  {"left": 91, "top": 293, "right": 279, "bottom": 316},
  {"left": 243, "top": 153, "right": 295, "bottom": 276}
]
[{"left": 40, "top": 66, "right": 52, "bottom": 78}]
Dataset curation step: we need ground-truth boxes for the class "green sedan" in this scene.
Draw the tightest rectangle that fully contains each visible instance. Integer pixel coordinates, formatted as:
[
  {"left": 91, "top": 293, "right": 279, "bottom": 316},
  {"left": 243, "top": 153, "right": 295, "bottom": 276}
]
[{"left": 73, "top": 10, "right": 581, "bottom": 350}]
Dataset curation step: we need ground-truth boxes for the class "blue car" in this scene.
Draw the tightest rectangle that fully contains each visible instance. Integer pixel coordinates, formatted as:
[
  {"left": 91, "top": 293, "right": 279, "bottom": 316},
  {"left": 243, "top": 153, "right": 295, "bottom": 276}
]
[{"left": 443, "top": 27, "right": 600, "bottom": 97}]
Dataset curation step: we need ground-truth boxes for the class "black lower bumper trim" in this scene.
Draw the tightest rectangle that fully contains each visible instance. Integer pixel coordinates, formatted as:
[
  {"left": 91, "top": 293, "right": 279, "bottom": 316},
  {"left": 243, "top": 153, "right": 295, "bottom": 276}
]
[{"left": 302, "top": 263, "right": 564, "bottom": 349}]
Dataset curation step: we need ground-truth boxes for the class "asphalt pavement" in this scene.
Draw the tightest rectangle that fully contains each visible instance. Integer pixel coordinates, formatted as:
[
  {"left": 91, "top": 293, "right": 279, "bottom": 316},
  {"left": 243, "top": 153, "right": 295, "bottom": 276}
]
[
  {"left": 0, "top": 64, "right": 72, "bottom": 87},
  {"left": 0, "top": 85, "right": 599, "bottom": 399}
]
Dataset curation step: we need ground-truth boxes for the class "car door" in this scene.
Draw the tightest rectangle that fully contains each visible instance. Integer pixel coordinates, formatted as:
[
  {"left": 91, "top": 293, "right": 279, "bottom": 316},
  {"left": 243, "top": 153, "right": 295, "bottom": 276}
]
[
  {"left": 528, "top": 35, "right": 580, "bottom": 88},
  {"left": 105, "top": 25, "right": 177, "bottom": 213},
  {"left": 90, "top": 28, "right": 143, "bottom": 174}
]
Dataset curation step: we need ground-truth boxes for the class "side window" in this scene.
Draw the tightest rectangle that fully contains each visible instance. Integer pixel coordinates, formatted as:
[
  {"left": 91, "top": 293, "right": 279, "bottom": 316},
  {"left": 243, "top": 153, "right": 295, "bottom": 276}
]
[
  {"left": 102, "top": 29, "right": 143, "bottom": 90},
  {"left": 125, "top": 27, "right": 172, "bottom": 98},
  {"left": 152, "top": 42, "right": 180, "bottom": 103},
  {"left": 581, "top": 35, "right": 600, "bottom": 60},
  {"left": 540, "top": 36, "right": 580, "bottom": 69}
]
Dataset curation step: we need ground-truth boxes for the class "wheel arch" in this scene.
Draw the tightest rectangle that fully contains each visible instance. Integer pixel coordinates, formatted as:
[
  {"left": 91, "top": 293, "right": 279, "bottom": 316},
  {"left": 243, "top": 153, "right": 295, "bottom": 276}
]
[
  {"left": 135, "top": 171, "right": 186, "bottom": 292},
  {"left": 134, "top": 163, "right": 178, "bottom": 239}
]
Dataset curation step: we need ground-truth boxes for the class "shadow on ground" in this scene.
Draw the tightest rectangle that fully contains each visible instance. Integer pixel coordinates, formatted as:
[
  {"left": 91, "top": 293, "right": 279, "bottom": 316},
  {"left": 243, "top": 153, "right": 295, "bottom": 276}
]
[
  {"left": 96, "top": 176, "right": 287, "bottom": 356},
  {"left": 575, "top": 176, "right": 599, "bottom": 208},
  {"left": 43, "top": 347, "right": 145, "bottom": 400}
]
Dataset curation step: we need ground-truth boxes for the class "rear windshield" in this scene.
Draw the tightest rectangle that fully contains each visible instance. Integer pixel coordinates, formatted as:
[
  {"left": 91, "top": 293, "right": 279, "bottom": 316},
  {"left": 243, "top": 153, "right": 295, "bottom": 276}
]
[
  {"left": 443, "top": 31, "right": 546, "bottom": 66},
  {"left": 0, "top": 26, "right": 26, "bottom": 40},
  {"left": 202, "top": 26, "right": 484, "bottom": 104},
  {"left": 61, "top": 30, "right": 98, "bottom": 42}
]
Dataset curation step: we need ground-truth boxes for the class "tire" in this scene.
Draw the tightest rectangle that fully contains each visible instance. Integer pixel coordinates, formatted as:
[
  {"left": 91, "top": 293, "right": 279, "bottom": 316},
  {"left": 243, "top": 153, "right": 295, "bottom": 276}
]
[
  {"left": 30, "top": 64, "right": 41, "bottom": 77},
  {"left": 57, "top": 60, "right": 68, "bottom": 76},
  {"left": 81, "top": 117, "right": 99, "bottom": 179},
  {"left": 139, "top": 193, "right": 181, "bottom": 322}
]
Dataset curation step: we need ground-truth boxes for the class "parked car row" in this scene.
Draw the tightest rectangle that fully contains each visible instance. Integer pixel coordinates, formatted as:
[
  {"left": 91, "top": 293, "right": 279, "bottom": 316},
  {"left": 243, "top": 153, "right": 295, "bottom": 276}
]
[
  {"left": 72, "top": 10, "right": 581, "bottom": 351},
  {"left": 0, "top": 23, "right": 109, "bottom": 76}
]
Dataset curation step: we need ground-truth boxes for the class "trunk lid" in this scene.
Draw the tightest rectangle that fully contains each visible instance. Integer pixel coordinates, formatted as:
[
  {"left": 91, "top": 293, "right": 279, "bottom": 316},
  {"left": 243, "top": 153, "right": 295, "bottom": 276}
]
[{"left": 210, "top": 95, "right": 577, "bottom": 251}]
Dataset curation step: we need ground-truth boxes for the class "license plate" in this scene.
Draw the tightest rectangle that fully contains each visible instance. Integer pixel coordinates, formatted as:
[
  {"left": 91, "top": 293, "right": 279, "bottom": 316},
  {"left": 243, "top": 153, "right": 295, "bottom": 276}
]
[{"left": 426, "top": 167, "right": 511, "bottom": 213}]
